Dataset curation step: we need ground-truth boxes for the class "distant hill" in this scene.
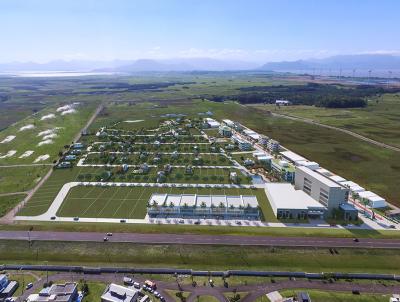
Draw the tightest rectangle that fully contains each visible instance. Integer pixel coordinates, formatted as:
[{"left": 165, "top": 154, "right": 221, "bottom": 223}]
[
  {"left": 260, "top": 54, "right": 400, "bottom": 75},
  {"left": 98, "top": 58, "right": 259, "bottom": 72},
  {"left": 2, "top": 54, "right": 400, "bottom": 75},
  {"left": 0, "top": 58, "right": 259, "bottom": 73}
]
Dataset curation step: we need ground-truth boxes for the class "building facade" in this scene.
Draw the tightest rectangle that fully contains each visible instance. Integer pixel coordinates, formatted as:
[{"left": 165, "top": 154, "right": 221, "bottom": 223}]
[
  {"left": 295, "top": 166, "right": 349, "bottom": 213},
  {"left": 147, "top": 194, "right": 260, "bottom": 220}
]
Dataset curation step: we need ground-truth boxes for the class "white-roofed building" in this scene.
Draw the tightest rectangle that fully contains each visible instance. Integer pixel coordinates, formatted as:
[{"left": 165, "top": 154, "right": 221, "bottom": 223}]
[
  {"left": 147, "top": 193, "right": 260, "bottom": 220},
  {"left": 253, "top": 151, "right": 273, "bottom": 163},
  {"left": 243, "top": 129, "right": 260, "bottom": 140},
  {"left": 358, "top": 191, "right": 387, "bottom": 208},
  {"left": 222, "top": 119, "right": 235, "bottom": 127},
  {"left": 295, "top": 160, "right": 320, "bottom": 170},
  {"left": 265, "top": 183, "right": 326, "bottom": 219},
  {"left": 295, "top": 166, "right": 349, "bottom": 213},
  {"left": 101, "top": 283, "right": 139, "bottom": 302},
  {"left": 315, "top": 168, "right": 334, "bottom": 177},
  {"left": 329, "top": 175, "right": 347, "bottom": 183},
  {"left": 204, "top": 118, "right": 220, "bottom": 128},
  {"left": 280, "top": 150, "right": 306, "bottom": 164}
]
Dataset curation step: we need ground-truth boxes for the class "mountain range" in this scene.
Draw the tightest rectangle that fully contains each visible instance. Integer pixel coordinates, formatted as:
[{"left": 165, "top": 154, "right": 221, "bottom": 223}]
[{"left": 1, "top": 54, "right": 400, "bottom": 75}]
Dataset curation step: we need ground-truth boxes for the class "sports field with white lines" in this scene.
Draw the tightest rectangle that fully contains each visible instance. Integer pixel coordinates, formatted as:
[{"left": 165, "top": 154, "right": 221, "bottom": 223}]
[{"left": 56, "top": 185, "right": 272, "bottom": 219}]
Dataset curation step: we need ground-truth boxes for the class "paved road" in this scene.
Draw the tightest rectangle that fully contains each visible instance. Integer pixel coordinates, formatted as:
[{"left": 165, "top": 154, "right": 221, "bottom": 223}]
[
  {"left": 2, "top": 231, "right": 400, "bottom": 249},
  {"left": 272, "top": 112, "right": 400, "bottom": 152}
]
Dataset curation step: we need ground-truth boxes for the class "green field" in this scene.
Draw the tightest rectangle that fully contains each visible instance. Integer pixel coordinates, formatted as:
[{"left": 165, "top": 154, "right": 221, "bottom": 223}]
[
  {"left": 84, "top": 152, "right": 233, "bottom": 166},
  {"left": 277, "top": 289, "right": 391, "bottom": 302},
  {"left": 0, "top": 103, "right": 96, "bottom": 165},
  {"left": 0, "top": 165, "right": 49, "bottom": 194},
  {"left": 2, "top": 240, "right": 400, "bottom": 273},
  {"left": 0, "top": 194, "right": 25, "bottom": 217},
  {"left": 56, "top": 185, "right": 274, "bottom": 221},
  {"left": 252, "top": 93, "right": 400, "bottom": 148},
  {"left": 18, "top": 164, "right": 252, "bottom": 217}
]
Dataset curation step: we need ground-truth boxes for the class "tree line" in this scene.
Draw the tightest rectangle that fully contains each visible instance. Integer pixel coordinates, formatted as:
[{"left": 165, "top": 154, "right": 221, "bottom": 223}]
[{"left": 210, "top": 83, "right": 400, "bottom": 108}]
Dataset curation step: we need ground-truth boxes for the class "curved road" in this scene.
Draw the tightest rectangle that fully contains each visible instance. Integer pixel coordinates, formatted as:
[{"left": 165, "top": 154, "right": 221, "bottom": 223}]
[
  {"left": 272, "top": 112, "right": 400, "bottom": 152},
  {"left": 2, "top": 230, "right": 400, "bottom": 249}
]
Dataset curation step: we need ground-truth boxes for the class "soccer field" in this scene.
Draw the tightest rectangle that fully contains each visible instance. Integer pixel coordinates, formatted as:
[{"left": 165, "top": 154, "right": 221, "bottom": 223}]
[{"left": 56, "top": 185, "right": 276, "bottom": 221}]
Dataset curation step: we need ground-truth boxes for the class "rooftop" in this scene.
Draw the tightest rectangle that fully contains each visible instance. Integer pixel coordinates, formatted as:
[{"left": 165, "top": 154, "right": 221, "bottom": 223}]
[
  {"left": 101, "top": 283, "right": 139, "bottom": 302},
  {"left": 265, "top": 183, "right": 326, "bottom": 210},
  {"left": 149, "top": 193, "right": 259, "bottom": 209},
  {"left": 297, "top": 166, "right": 342, "bottom": 188},
  {"left": 280, "top": 150, "right": 306, "bottom": 163}
]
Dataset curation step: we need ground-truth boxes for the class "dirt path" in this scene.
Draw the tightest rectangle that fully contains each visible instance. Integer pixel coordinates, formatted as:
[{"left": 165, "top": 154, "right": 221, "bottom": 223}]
[
  {"left": 0, "top": 103, "right": 104, "bottom": 224},
  {"left": 0, "top": 192, "right": 29, "bottom": 197},
  {"left": 272, "top": 112, "right": 400, "bottom": 152}
]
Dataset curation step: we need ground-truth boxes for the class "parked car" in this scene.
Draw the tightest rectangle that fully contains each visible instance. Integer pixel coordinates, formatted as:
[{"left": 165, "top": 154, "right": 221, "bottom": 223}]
[
  {"left": 133, "top": 282, "right": 140, "bottom": 289},
  {"left": 123, "top": 277, "right": 133, "bottom": 285}
]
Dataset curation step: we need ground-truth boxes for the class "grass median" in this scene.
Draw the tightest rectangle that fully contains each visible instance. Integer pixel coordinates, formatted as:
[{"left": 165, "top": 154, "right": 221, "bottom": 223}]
[{"left": 2, "top": 240, "right": 400, "bottom": 274}]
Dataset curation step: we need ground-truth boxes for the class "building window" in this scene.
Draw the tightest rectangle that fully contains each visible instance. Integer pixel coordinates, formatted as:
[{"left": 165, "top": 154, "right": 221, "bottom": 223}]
[{"left": 319, "top": 188, "right": 329, "bottom": 206}]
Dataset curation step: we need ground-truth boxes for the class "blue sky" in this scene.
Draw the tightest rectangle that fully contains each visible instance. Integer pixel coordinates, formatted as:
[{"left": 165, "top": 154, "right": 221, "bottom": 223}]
[{"left": 0, "top": 0, "right": 399, "bottom": 63}]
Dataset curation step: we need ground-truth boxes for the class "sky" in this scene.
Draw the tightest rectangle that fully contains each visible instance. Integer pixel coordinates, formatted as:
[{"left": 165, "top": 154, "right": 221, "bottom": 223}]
[{"left": 0, "top": 0, "right": 399, "bottom": 63}]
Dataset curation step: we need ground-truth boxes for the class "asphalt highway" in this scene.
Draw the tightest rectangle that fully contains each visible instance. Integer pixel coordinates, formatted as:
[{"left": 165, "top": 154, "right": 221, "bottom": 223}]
[{"left": 1, "top": 230, "right": 400, "bottom": 249}]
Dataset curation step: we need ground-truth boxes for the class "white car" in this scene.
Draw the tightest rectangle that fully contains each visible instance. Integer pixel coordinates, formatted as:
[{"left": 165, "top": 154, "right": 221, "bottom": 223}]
[{"left": 133, "top": 282, "right": 140, "bottom": 289}]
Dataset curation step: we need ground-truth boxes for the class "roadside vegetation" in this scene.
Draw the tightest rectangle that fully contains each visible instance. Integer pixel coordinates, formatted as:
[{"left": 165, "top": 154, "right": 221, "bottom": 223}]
[{"left": 2, "top": 240, "right": 400, "bottom": 274}]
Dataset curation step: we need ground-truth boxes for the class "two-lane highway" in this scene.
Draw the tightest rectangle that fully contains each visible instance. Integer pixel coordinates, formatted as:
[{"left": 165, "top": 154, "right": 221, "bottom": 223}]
[{"left": 1, "top": 230, "right": 400, "bottom": 249}]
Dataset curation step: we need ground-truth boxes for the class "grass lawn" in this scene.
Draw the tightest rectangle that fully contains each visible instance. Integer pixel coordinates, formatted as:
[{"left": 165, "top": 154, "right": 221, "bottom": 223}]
[
  {"left": 251, "top": 93, "right": 400, "bottom": 148},
  {"left": 279, "top": 289, "right": 391, "bottom": 302},
  {"left": 164, "top": 290, "right": 191, "bottom": 302},
  {"left": 195, "top": 296, "right": 219, "bottom": 302},
  {"left": 82, "top": 281, "right": 107, "bottom": 302},
  {"left": 85, "top": 152, "right": 233, "bottom": 167},
  {"left": 0, "top": 103, "right": 96, "bottom": 165},
  {"left": 0, "top": 194, "right": 25, "bottom": 217},
  {"left": 55, "top": 185, "right": 275, "bottom": 221},
  {"left": 0, "top": 165, "right": 49, "bottom": 194},
  {"left": 224, "top": 291, "right": 248, "bottom": 301},
  {"left": 3, "top": 240, "right": 400, "bottom": 274}
]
